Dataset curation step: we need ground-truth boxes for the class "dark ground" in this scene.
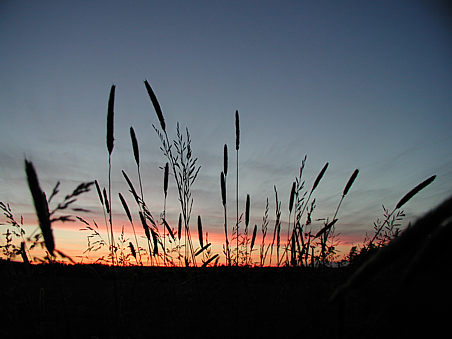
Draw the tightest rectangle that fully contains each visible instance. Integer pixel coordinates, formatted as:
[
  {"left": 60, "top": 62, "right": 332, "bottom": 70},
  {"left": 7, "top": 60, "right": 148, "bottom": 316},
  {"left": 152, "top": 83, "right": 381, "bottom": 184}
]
[{"left": 0, "top": 258, "right": 449, "bottom": 339}]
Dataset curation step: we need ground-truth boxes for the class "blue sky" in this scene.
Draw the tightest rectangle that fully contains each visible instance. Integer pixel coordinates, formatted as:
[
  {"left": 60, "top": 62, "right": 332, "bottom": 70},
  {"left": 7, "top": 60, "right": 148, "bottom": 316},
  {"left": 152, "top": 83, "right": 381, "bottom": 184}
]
[{"left": 1, "top": 1, "right": 451, "bottom": 258}]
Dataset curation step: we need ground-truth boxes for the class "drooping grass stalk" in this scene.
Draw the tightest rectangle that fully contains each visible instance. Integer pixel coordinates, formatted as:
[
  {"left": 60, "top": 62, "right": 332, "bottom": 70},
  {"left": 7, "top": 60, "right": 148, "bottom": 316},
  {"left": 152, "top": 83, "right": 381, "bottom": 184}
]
[
  {"left": 106, "top": 84, "right": 115, "bottom": 265},
  {"left": 368, "top": 175, "right": 436, "bottom": 249},
  {"left": 235, "top": 110, "right": 240, "bottom": 266},
  {"left": 119, "top": 192, "right": 142, "bottom": 265}
]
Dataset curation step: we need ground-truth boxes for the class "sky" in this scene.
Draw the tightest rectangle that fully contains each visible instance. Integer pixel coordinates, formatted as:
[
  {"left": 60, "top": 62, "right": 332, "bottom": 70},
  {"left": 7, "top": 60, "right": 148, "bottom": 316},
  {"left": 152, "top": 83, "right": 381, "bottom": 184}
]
[{"left": 1, "top": 0, "right": 451, "bottom": 264}]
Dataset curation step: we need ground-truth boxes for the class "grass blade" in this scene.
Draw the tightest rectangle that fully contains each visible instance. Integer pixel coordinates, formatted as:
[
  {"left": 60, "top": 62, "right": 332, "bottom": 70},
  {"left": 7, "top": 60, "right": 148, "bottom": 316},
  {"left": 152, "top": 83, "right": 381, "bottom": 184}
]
[{"left": 224, "top": 144, "right": 228, "bottom": 176}]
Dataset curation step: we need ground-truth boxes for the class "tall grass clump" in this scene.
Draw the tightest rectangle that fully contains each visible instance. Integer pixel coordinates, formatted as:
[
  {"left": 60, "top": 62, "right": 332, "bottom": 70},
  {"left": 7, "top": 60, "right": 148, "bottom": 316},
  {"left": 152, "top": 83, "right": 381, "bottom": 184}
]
[
  {"left": 22, "top": 160, "right": 92, "bottom": 263},
  {"left": 145, "top": 79, "right": 200, "bottom": 266},
  {"left": 314, "top": 169, "right": 359, "bottom": 265}
]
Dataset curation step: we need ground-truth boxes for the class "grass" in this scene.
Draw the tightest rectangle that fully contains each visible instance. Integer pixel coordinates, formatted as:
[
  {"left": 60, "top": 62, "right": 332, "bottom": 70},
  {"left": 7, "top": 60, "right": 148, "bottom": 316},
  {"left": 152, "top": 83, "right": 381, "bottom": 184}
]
[
  {"left": 0, "top": 80, "right": 448, "bottom": 338},
  {"left": 1, "top": 81, "right": 440, "bottom": 270}
]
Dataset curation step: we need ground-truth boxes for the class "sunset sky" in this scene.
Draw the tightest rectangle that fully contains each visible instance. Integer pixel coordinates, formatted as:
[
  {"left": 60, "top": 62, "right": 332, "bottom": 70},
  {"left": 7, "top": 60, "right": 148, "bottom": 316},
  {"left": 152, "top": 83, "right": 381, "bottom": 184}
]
[{"left": 1, "top": 1, "right": 451, "bottom": 263}]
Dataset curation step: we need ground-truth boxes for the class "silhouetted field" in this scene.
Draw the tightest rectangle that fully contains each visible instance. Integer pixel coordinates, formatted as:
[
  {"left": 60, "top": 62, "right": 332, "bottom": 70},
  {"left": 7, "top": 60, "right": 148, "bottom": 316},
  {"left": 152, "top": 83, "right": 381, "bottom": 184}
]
[
  {"left": 1, "top": 82, "right": 450, "bottom": 338},
  {"left": 1, "top": 256, "right": 449, "bottom": 339}
]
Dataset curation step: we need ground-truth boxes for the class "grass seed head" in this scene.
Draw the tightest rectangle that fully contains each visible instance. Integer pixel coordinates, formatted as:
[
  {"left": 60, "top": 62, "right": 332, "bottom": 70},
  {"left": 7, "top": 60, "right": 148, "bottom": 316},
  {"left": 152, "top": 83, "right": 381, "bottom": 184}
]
[
  {"left": 396, "top": 175, "right": 436, "bottom": 210},
  {"left": 162, "top": 218, "right": 176, "bottom": 241},
  {"left": 94, "top": 180, "right": 104, "bottom": 206},
  {"left": 178, "top": 213, "right": 182, "bottom": 241},
  {"left": 144, "top": 80, "right": 166, "bottom": 131},
  {"left": 119, "top": 193, "right": 132, "bottom": 223},
  {"left": 107, "top": 85, "right": 115, "bottom": 155},
  {"left": 164, "top": 162, "right": 169, "bottom": 197},
  {"left": 25, "top": 160, "right": 54, "bottom": 255},
  {"left": 289, "top": 181, "right": 296, "bottom": 213},
  {"left": 312, "top": 162, "right": 329, "bottom": 193},
  {"left": 343, "top": 169, "right": 359, "bottom": 196},
  {"left": 129, "top": 242, "right": 136, "bottom": 259},
  {"left": 139, "top": 211, "right": 150, "bottom": 241},
  {"left": 221, "top": 172, "right": 226, "bottom": 206},
  {"left": 250, "top": 224, "right": 257, "bottom": 252},
  {"left": 235, "top": 110, "right": 240, "bottom": 151},
  {"left": 223, "top": 144, "right": 228, "bottom": 176},
  {"left": 245, "top": 194, "right": 250, "bottom": 227},
  {"left": 103, "top": 187, "right": 110, "bottom": 214},
  {"left": 130, "top": 126, "right": 140, "bottom": 167}
]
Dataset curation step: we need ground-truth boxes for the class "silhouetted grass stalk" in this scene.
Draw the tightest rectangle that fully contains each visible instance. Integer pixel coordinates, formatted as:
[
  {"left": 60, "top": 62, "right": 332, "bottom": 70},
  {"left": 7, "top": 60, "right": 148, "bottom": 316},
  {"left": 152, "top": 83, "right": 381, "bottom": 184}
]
[
  {"left": 163, "top": 162, "right": 169, "bottom": 266},
  {"left": 235, "top": 110, "right": 240, "bottom": 266},
  {"left": 106, "top": 84, "right": 116, "bottom": 265},
  {"left": 368, "top": 175, "right": 436, "bottom": 249}
]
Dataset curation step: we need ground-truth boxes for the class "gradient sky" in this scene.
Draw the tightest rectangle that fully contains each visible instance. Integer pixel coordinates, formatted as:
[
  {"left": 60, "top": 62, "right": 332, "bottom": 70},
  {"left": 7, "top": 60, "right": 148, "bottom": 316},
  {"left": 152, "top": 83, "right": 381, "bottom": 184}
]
[{"left": 1, "top": 1, "right": 451, "bottom": 263}]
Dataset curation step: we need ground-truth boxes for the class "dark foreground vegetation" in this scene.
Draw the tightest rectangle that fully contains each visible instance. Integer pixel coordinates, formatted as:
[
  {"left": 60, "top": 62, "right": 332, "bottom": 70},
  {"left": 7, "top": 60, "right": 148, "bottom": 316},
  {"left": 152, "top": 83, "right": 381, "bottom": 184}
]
[{"left": 1, "top": 236, "right": 451, "bottom": 339}]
